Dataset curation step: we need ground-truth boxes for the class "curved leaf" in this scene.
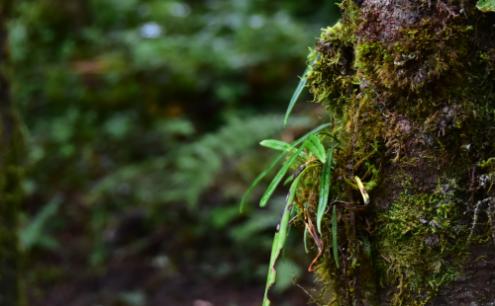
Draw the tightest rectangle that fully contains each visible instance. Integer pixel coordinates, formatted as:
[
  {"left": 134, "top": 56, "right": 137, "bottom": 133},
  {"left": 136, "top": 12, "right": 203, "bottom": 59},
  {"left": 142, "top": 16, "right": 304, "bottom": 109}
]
[
  {"left": 239, "top": 123, "right": 330, "bottom": 212},
  {"left": 303, "top": 225, "right": 309, "bottom": 254},
  {"left": 306, "top": 134, "right": 326, "bottom": 163},
  {"left": 260, "top": 145, "right": 305, "bottom": 207},
  {"left": 284, "top": 68, "right": 308, "bottom": 126},
  {"left": 260, "top": 139, "right": 293, "bottom": 152},
  {"left": 355, "top": 176, "right": 370, "bottom": 205},
  {"left": 287, "top": 171, "right": 303, "bottom": 206},
  {"left": 240, "top": 153, "right": 286, "bottom": 212}
]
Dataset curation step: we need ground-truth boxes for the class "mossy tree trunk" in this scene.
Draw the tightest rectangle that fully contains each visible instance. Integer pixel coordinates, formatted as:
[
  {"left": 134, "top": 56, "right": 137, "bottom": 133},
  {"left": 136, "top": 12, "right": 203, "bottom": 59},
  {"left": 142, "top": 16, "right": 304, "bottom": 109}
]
[
  {"left": 0, "top": 1, "right": 21, "bottom": 306},
  {"left": 305, "top": 1, "right": 495, "bottom": 305}
]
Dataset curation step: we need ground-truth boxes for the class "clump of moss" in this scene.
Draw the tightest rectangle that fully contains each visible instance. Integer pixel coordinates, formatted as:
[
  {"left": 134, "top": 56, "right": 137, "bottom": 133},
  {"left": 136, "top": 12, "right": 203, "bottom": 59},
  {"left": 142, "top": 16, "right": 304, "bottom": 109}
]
[
  {"left": 376, "top": 179, "right": 467, "bottom": 305},
  {"left": 355, "top": 1, "right": 473, "bottom": 93},
  {"left": 307, "top": 21, "right": 357, "bottom": 114}
]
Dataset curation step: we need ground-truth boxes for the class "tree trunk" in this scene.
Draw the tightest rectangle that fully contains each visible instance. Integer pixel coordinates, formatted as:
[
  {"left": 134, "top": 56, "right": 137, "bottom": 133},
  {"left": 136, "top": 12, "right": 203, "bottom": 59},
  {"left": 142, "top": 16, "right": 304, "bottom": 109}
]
[
  {"left": 306, "top": 1, "right": 495, "bottom": 305},
  {"left": 0, "top": 1, "right": 21, "bottom": 305}
]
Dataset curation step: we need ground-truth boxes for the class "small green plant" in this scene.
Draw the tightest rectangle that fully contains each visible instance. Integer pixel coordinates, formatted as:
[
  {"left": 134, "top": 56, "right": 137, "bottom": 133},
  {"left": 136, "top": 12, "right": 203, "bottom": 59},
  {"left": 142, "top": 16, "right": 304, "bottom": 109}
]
[
  {"left": 241, "top": 69, "right": 337, "bottom": 306},
  {"left": 477, "top": 0, "right": 495, "bottom": 12}
]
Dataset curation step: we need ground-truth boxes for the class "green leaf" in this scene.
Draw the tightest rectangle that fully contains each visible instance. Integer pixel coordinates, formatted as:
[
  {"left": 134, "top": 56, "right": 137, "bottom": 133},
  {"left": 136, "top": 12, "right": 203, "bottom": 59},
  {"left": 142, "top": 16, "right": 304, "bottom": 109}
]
[
  {"left": 260, "top": 139, "right": 293, "bottom": 152},
  {"left": 331, "top": 205, "right": 340, "bottom": 268},
  {"left": 287, "top": 172, "right": 303, "bottom": 206},
  {"left": 262, "top": 203, "right": 291, "bottom": 306},
  {"left": 306, "top": 134, "right": 326, "bottom": 163},
  {"left": 260, "top": 145, "right": 305, "bottom": 207},
  {"left": 240, "top": 153, "right": 286, "bottom": 213},
  {"left": 317, "top": 147, "right": 333, "bottom": 234},
  {"left": 239, "top": 123, "right": 330, "bottom": 212},
  {"left": 283, "top": 174, "right": 295, "bottom": 186},
  {"left": 284, "top": 68, "right": 308, "bottom": 126},
  {"left": 20, "top": 196, "right": 62, "bottom": 251},
  {"left": 477, "top": 0, "right": 495, "bottom": 12},
  {"left": 288, "top": 123, "right": 330, "bottom": 152}
]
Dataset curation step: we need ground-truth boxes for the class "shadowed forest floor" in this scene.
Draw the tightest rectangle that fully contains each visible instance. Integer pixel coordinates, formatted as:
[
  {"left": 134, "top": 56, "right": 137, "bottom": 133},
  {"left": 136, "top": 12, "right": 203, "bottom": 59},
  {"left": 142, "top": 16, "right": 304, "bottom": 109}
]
[{"left": 29, "top": 250, "right": 308, "bottom": 306}]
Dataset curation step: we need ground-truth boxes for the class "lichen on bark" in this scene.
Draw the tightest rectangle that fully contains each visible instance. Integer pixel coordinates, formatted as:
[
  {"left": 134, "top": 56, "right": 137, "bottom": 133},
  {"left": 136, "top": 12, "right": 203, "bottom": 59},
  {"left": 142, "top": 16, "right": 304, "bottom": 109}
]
[{"left": 301, "top": 1, "right": 495, "bottom": 305}]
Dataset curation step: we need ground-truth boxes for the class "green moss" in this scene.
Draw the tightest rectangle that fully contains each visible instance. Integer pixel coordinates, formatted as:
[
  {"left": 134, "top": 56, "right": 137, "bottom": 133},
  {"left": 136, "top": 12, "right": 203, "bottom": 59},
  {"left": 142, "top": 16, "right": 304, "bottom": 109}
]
[
  {"left": 354, "top": 24, "right": 472, "bottom": 93},
  {"left": 376, "top": 180, "right": 466, "bottom": 305},
  {"left": 307, "top": 21, "right": 357, "bottom": 114}
]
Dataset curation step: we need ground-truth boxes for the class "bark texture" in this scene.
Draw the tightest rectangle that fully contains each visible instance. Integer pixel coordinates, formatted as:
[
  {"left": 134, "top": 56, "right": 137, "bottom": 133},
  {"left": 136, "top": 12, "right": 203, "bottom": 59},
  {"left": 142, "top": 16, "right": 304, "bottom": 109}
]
[
  {"left": 0, "top": 1, "right": 21, "bottom": 306},
  {"left": 305, "top": 1, "right": 495, "bottom": 305}
]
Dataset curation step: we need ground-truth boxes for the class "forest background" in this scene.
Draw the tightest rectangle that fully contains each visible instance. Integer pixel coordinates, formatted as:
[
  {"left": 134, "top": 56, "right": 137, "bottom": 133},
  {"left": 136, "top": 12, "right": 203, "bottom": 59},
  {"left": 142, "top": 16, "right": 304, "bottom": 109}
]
[{"left": 10, "top": 1, "right": 340, "bottom": 305}]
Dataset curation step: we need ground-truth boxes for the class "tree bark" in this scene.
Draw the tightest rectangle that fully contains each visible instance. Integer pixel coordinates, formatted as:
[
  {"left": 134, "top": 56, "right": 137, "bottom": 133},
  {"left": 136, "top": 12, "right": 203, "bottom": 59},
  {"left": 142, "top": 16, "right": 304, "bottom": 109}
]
[
  {"left": 305, "top": 1, "right": 495, "bottom": 305},
  {"left": 0, "top": 1, "right": 21, "bottom": 305}
]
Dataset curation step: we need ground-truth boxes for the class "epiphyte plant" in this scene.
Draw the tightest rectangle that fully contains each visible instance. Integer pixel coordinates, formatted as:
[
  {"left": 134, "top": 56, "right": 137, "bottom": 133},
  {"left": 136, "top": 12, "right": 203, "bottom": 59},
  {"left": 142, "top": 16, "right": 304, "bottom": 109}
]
[{"left": 241, "top": 68, "right": 339, "bottom": 306}]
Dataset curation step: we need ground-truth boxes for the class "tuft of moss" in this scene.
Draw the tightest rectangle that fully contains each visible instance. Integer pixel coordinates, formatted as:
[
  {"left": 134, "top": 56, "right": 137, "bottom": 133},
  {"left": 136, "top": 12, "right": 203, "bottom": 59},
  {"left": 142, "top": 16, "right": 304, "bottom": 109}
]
[
  {"left": 376, "top": 179, "right": 467, "bottom": 305},
  {"left": 307, "top": 21, "right": 358, "bottom": 115}
]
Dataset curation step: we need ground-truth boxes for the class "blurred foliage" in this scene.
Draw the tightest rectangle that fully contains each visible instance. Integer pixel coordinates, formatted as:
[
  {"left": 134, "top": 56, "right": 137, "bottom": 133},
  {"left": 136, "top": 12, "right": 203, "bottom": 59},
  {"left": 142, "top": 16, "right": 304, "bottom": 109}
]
[
  {"left": 90, "top": 114, "right": 312, "bottom": 208},
  {"left": 19, "top": 195, "right": 62, "bottom": 251},
  {"left": 9, "top": 0, "right": 340, "bottom": 304}
]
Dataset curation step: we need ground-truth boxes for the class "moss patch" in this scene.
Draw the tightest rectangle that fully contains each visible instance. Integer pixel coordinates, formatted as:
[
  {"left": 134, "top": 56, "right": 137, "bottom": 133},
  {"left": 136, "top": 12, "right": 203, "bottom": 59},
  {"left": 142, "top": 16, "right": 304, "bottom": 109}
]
[{"left": 376, "top": 180, "right": 466, "bottom": 305}]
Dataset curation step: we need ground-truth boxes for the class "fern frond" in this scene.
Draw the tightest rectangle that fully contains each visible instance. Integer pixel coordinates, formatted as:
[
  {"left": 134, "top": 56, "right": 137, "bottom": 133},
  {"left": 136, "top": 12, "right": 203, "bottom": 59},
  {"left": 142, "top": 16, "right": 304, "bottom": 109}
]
[{"left": 90, "top": 114, "right": 312, "bottom": 209}]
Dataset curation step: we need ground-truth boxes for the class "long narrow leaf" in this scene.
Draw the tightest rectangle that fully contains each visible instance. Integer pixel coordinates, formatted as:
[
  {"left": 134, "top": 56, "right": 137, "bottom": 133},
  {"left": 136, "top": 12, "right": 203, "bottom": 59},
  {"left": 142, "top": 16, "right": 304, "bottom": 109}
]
[
  {"left": 292, "top": 123, "right": 331, "bottom": 146},
  {"left": 283, "top": 173, "right": 295, "bottom": 186},
  {"left": 284, "top": 68, "right": 309, "bottom": 126},
  {"left": 240, "top": 153, "right": 286, "bottom": 212},
  {"left": 20, "top": 196, "right": 62, "bottom": 250},
  {"left": 287, "top": 172, "right": 303, "bottom": 206},
  {"left": 262, "top": 203, "right": 291, "bottom": 306},
  {"left": 260, "top": 145, "right": 305, "bottom": 207},
  {"left": 317, "top": 147, "right": 333, "bottom": 234},
  {"left": 260, "top": 139, "right": 294, "bottom": 152},
  {"left": 331, "top": 204, "right": 340, "bottom": 268},
  {"left": 239, "top": 123, "right": 330, "bottom": 212},
  {"left": 306, "top": 134, "right": 326, "bottom": 163}
]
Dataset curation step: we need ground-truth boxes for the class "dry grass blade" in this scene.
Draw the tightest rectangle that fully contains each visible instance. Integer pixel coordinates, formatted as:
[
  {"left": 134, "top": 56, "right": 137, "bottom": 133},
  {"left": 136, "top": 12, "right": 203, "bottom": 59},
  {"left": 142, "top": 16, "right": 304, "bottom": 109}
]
[
  {"left": 306, "top": 216, "right": 324, "bottom": 272},
  {"left": 354, "top": 176, "right": 370, "bottom": 205}
]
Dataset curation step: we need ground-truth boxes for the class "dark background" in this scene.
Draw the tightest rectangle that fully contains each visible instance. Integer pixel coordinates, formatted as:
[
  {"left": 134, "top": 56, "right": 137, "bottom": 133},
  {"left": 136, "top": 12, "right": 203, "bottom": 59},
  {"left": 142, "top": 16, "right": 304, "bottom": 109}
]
[{"left": 10, "top": 1, "right": 339, "bottom": 305}]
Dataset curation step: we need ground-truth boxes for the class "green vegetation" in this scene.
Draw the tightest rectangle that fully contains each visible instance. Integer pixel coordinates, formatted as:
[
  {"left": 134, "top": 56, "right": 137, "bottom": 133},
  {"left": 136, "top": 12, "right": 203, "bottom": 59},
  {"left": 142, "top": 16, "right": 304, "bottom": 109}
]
[
  {"left": 477, "top": 0, "right": 495, "bottom": 12},
  {"left": 247, "top": 125, "right": 335, "bottom": 306},
  {"left": 6, "top": 0, "right": 341, "bottom": 305},
  {"left": 375, "top": 181, "right": 465, "bottom": 305},
  {"left": 248, "top": 0, "right": 495, "bottom": 305},
  {"left": 9, "top": 0, "right": 495, "bottom": 304}
]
